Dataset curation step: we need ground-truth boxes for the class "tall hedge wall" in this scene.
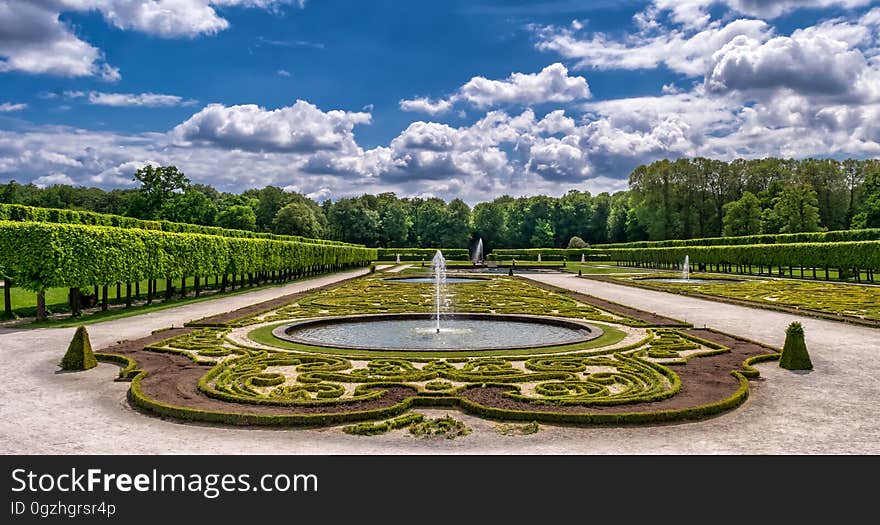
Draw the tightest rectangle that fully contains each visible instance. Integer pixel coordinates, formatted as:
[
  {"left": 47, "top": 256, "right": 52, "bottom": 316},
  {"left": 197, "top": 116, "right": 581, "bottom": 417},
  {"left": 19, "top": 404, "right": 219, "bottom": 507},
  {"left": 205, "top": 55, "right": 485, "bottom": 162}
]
[
  {"left": 488, "top": 249, "right": 594, "bottom": 261},
  {"left": 376, "top": 248, "right": 471, "bottom": 261},
  {"left": 597, "top": 241, "right": 880, "bottom": 271},
  {"left": 0, "top": 203, "right": 360, "bottom": 247},
  {"left": 0, "top": 221, "right": 377, "bottom": 291},
  {"left": 592, "top": 228, "right": 880, "bottom": 249}
]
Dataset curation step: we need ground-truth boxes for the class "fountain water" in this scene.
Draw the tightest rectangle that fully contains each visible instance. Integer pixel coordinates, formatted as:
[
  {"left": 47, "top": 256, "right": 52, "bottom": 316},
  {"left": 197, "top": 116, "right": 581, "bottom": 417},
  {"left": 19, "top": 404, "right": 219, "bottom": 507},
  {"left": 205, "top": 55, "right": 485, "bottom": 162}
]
[
  {"left": 682, "top": 255, "right": 690, "bottom": 281},
  {"left": 395, "top": 253, "right": 400, "bottom": 264},
  {"left": 472, "top": 238, "right": 484, "bottom": 264},
  {"left": 580, "top": 253, "right": 585, "bottom": 263},
  {"left": 431, "top": 250, "right": 447, "bottom": 333},
  {"left": 537, "top": 253, "right": 542, "bottom": 262}
]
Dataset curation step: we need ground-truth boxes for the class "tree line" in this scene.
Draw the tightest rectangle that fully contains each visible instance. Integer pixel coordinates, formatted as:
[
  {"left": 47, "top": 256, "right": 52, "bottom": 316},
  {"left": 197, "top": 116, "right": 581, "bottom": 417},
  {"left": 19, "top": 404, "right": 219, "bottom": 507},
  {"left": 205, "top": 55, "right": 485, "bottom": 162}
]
[{"left": 2, "top": 157, "right": 879, "bottom": 250}]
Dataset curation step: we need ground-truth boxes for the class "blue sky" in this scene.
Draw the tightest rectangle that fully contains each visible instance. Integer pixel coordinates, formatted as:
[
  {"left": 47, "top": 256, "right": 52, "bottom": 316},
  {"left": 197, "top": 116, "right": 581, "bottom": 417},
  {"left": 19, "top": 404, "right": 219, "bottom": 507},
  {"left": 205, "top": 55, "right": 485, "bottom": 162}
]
[{"left": 1, "top": 0, "right": 879, "bottom": 203}]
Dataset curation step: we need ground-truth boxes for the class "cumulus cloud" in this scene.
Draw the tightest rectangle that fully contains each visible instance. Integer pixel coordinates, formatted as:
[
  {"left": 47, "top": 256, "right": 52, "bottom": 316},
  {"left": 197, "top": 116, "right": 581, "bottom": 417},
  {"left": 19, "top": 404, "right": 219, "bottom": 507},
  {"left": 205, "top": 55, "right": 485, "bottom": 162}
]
[
  {"left": 171, "top": 100, "right": 372, "bottom": 153},
  {"left": 705, "top": 30, "right": 877, "bottom": 99},
  {"left": 534, "top": 18, "right": 771, "bottom": 76},
  {"left": 0, "top": 1, "right": 301, "bottom": 80},
  {"left": 33, "top": 172, "right": 76, "bottom": 187},
  {"left": 87, "top": 91, "right": 198, "bottom": 107},
  {"left": 0, "top": 1, "right": 119, "bottom": 79},
  {"left": 399, "top": 63, "right": 590, "bottom": 113}
]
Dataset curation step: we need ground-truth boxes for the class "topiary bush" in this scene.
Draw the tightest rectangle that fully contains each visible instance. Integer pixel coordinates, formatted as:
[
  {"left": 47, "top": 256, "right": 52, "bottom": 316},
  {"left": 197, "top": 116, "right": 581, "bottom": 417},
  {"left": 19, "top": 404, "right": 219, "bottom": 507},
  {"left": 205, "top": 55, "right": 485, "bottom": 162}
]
[
  {"left": 60, "top": 326, "right": 97, "bottom": 371},
  {"left": 779, "top": 322, "right": 813, "bottom": 370}
]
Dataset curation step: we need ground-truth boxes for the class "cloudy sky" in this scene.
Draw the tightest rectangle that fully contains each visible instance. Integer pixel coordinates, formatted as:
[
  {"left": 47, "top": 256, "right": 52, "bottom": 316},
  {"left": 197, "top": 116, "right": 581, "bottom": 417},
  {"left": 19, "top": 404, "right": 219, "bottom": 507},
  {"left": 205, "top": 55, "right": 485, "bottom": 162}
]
[{"left": 1, "top": 0, "right": 879, "bottom": 203}]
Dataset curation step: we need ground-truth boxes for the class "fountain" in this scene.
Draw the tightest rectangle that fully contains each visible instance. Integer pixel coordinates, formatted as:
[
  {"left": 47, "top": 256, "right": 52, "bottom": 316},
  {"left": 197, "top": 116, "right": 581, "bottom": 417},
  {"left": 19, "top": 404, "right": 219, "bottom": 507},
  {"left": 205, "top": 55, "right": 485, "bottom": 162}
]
[
  {"left": 472, "top": 238, "right": 484, "bottom": 265},
  {"left": 431, "top": 250, "right": 447, "bottom": 333},
  {"left": 537, "top": 253, "right": 542, "bottom": 262},
  {"left": 396, "top": 253, "right": 401, "bottom": 264},
  {"left": 639, "top": 253, "right": 743, "bottom": 284},
  {"left": 274, "top": 248, "right": 604, "bottom": 352},
  {"left": 581, "top": 253, "right": 585, "bottom": 263}
]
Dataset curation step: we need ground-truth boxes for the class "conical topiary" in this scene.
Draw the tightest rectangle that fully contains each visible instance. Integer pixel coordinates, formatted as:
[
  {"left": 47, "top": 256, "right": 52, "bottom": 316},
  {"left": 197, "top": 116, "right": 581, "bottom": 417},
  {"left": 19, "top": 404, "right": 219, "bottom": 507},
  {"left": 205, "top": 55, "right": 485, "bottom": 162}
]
[
  {"left": 60, "top": 326, "right": 97, "bottom": 371},
  {"left": 779, "top": 322, "right": 812, "bottom": 370}
]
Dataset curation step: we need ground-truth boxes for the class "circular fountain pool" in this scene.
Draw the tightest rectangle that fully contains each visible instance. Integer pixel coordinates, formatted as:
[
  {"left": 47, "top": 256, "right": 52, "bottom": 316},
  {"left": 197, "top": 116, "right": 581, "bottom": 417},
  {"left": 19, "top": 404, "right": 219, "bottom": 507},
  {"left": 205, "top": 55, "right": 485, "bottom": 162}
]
[
  {"left": 272, "top": 313, "right": 601, "bottom": 352},
  {"left": 385, "top": 276, "right": 487, "bottom": 284},
  {"left": 639, "top": 277, "right": 744, "bottom": 284}
]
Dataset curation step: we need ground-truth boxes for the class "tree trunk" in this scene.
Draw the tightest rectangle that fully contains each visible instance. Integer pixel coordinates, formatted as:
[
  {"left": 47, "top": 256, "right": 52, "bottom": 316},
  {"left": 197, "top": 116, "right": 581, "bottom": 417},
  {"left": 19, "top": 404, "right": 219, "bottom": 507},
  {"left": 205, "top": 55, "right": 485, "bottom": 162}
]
[
  {"left": 116, "top": 283, "right": 121, "bottom": 303},
  {"left": 102, "top": 285, "right": 108, "bottom": 311},
  {"left": 125, "top": 283, "right": 132, "bottom": 308},
  {"left": 165, "top": 278, "right": 173, "bottom": 300},
  {"left": 221, "top": 274, "right": 227, "bottom": 293},
  {"left": 146, "top": 279, "right": 153, "bottom": 305},
  {"left": 69, "top": 287, "right": 81, "bottom": 317},
  {"left": 135, "top": 281, "right": 140, "bottom": 300},
  {"left": 36, "top": 291, "right": 46, "bottom": 321},
  {"left": 3, "top": 279, "right": 11, "bottom": 318},
  {"left": 180, "top": 276, "right": 186, "bottom": 298},
  {"left": 195, "top": 276, "right": 201, "bottom": 297}
]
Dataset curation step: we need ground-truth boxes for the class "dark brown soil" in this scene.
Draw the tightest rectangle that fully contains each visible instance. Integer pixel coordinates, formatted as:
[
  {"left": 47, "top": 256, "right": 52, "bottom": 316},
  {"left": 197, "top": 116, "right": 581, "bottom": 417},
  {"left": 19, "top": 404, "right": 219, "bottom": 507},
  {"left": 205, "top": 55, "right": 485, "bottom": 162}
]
[{"left": 96, "top": 273, "right": 778, "bottom": 424}]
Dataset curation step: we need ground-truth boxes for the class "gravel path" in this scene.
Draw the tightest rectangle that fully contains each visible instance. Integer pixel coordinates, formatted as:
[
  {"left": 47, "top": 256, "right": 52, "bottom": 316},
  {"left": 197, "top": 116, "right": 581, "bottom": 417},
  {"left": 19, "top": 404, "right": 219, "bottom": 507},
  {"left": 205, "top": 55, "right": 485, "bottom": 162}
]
[{"left": 2, "top": 270, "right": 877, "bottom": 455}]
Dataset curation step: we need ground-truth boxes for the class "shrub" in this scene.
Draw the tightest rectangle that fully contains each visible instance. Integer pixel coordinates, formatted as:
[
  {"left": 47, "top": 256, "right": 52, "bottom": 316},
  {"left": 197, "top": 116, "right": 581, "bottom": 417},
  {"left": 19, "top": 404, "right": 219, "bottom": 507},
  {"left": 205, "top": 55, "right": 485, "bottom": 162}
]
[
  {"left": 567, "top": 236, "right": 589, "bottom": 249},
  {"left": 779, "top": 322, "right": 813, "bottom": 370},
  {"left": 60, "top": 326, "right": 97, "bottom": 371}
]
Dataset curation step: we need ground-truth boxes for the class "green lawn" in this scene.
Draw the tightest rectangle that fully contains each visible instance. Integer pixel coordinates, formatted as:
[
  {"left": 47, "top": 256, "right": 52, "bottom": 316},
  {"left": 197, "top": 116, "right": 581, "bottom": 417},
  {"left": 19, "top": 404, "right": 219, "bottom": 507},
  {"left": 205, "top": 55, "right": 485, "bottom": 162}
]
[{"left": 608, "top": 273, "right": 880, "bottom": 321}]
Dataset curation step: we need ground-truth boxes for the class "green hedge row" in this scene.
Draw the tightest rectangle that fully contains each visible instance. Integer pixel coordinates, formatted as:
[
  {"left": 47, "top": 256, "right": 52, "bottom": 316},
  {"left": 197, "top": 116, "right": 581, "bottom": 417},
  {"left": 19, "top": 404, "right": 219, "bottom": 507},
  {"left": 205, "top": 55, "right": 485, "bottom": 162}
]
[
  {"left": 0, "top": 221, "right": 377, "bottom": 290},
  {"left": 0, "top": 203, "right": 360, "bottom": 247},
  {"left": 598, "top": 241, "right": 880, "bottom": 271},
  {"left": 376, "top": 248, "right": 471, "bottom": 261},
  {"left": 488, "top": 248, "right": 596, "bottom": 261},
  {"left": 593, "top": 228, "right": 880, "bottom": 249}
]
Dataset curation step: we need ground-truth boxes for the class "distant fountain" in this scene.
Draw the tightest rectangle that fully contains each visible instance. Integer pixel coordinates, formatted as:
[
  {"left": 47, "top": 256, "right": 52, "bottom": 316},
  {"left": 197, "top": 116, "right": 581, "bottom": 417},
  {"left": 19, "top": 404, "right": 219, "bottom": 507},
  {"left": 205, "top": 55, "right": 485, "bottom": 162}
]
[
  {"left": 431, "top": 250, "right": 447, "bottom": 333},
  {"left": 580, "top": 253, "right": 585, "bottom": 263},
  {"left": 472, "top": 238, "right": 484, "bottom": 264},
  {"left": 537, "top": 253, "right": 542, "bottom": 262},
  {"left": 395, "top": 253, "right": 400, "bottom": 264},
  {"left": 682, "top": 255, "right": 690, "bottom": 281}
]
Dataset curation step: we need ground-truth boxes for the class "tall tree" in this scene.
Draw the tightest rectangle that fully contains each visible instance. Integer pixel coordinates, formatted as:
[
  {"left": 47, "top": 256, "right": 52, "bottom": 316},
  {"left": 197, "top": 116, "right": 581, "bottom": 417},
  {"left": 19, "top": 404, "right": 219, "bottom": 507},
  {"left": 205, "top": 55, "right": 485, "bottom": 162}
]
[
  {"left": 272, "top": 201, "right": 324, "bottom": 238},
  {"left": 722, "top": 191, "right": 762, "bottom": 236},
  {"left": 770, "top": 183, "right": 822, "bottom": 233},
  {"left": 132, "top": 165, "right": 190, "bottom": 218},
  {"left": 216, "top": 205, "right": 257, "bottom": 231}
]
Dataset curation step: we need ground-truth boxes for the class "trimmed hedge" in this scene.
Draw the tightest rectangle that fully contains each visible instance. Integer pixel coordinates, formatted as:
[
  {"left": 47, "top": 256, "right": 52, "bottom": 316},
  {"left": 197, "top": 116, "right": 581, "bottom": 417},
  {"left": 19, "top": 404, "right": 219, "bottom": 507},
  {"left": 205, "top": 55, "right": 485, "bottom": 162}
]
[
  {"left": 488, "top": 248, "right": 593, "bottom": 261},
  {"left": 598, "top": 241, "right": 880, "bottom": 272},
  {"left": 0, "top": 221, "right": 377, "bottom": 291},
  {"left": 59, "top": 326, "right": 97, "bottom": 371},
  {"left": 376, "top": 248, "right": 470, "bottom": 261},
  {"left": 0, "top": 203, "right": 360, "bottom": 247},
  {"left": 593, "top": 228, "right": 880, "bottom": 249}
]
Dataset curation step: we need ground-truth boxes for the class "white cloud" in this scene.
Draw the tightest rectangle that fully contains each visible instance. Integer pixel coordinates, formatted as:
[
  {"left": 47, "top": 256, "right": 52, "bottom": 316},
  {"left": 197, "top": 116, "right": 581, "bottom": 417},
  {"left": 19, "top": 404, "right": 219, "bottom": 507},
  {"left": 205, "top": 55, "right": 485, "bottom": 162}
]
[
  {"left": 0, "top": 102, "right": 27, "bottom": 112},
  {"left": 88, "top": 91, "right": 197, "bottom": 107},
  {"left": 33, "top": 172, "right": 77, "bottom": 187},
  {"left": 399, "top": 97, "right": 455, "bottom": 115},
  {"left": 705, "top": 30, "right": 877, "bottom": 99},
  {"left": 0, "top": 1, "right": 119, "bottom": 79},
  {"left": 399, "top": 63, "right": 591, "bottom": 113},
  {"left": 0, "top": 1, "right": 301, "bottom": 80},
  {"left": 172, "top": 100, "right": 372, "bottom": 153},
  {"left": 276, "top": 69, "right": 291, "bottom": 77},
  {"left": 649, "top": 1, "right": 874, "bottom": 29},
  {"left": 534, "top": 18, "right": 771, "bottom": 76}
]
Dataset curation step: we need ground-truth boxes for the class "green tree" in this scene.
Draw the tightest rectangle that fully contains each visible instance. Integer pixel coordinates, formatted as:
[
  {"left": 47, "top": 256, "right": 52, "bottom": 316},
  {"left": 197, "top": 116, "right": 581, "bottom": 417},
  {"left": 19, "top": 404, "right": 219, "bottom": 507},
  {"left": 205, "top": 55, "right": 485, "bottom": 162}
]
[
  {"left": 441, "top": 198, "right": 472, "bottom": 247},
  {"left": 530, "top": 218, "right": 555, "bottom": 247},
  {"left": 216, "top": 205, "right": 257, "bottom": 231},
  {"left": 326, "top": 197, "right": 381, "bottom": 245},
  {"left": 606, "top": 193, "right": 630, "bottom": 243},
  {"left": 132, "top": 165, "right": 189, "bottom": 218},
  {"left": 250, "top": 186, "right": 294, "bottom": 231},
  {"left": 159, "top": 189, "right": 218, "bottom": 225},
  {"left": 722, "top": 191, "right": 762, "bottom": 236},
  {"left": 472, "top": 199, "right": 508, "bottom": 251},
  {"left": 852, "top": 166, "right": 880, "bottom": 228},
  {"left": 272, "top": 201, "right": 324, "bottom": 238},
  {"left": 379, "top": 199, "right": 412, "bottom": 247},
  {"left": 770, "top": 183, "right": 822, "bottom": 233}
]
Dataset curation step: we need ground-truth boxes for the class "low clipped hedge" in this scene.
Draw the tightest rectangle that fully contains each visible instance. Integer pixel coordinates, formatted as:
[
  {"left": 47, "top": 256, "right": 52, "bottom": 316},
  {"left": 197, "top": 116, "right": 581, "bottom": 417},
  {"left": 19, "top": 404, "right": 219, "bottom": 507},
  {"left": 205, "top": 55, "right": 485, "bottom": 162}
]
[{"left": 376, "top": 248, "right": 470, "bottom": 261}]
